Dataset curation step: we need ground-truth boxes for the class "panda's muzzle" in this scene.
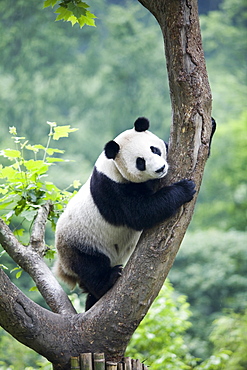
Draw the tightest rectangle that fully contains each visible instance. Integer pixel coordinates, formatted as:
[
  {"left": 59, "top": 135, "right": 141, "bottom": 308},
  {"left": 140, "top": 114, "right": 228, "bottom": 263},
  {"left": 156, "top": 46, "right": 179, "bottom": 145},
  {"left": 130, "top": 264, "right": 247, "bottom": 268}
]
[{"left": 155, "top": 165, "right": 166, "bottom": 174}]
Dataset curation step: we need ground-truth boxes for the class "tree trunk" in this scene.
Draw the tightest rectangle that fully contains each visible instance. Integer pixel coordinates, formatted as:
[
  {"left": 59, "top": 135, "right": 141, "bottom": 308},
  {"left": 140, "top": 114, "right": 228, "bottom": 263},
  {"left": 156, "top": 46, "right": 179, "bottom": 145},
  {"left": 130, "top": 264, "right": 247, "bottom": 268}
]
[{"left": 0, "top": 1, "right": 212, "bottom": 369}]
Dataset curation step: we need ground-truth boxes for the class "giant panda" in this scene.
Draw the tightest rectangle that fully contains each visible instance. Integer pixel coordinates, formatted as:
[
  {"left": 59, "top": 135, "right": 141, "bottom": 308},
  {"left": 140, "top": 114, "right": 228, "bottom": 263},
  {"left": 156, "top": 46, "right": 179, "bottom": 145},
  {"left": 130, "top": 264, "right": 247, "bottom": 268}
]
[{"left": 54, "top": 117, "right": 196, "bottom": 310}]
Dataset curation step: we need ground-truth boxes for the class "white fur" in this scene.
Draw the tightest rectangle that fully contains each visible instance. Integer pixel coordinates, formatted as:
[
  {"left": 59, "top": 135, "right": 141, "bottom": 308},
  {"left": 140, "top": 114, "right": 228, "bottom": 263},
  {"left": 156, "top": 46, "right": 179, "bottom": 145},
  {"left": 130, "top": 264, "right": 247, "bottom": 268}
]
[
  {"left": 56, "top": 178, "right": 141, "bottom": 267},
  {"left": 97, "top": 128, "right": 168, "bottom": 183}
]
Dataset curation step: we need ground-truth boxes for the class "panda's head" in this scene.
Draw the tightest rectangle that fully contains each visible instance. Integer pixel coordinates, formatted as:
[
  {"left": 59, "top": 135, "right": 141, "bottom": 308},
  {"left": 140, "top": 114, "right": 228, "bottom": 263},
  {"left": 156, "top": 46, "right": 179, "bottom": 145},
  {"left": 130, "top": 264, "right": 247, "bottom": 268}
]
[{"left": 101, "top": 117, "right": 168, "bottom": 183}]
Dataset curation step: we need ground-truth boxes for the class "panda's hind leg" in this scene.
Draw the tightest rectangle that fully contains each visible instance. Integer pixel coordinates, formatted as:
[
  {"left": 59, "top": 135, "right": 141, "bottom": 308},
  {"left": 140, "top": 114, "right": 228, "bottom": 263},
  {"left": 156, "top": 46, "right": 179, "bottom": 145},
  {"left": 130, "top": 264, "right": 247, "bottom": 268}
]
[
  {"left": 85, "top": 293, "right": 98, "bottom": 311},
  {"left": 71, "top": 247, "right": 122, "bottom": 310}
]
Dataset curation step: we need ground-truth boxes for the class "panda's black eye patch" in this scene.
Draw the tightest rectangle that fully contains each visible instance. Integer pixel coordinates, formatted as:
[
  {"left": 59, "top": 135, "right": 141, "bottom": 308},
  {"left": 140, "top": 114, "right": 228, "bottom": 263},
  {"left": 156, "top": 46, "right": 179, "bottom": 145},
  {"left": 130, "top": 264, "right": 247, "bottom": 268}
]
[
  {"left": 136, "top": 157, "right": 146, "bottom": 171},
  {"left": 150, "top": 146, "right": 161, "bottom": 156}
]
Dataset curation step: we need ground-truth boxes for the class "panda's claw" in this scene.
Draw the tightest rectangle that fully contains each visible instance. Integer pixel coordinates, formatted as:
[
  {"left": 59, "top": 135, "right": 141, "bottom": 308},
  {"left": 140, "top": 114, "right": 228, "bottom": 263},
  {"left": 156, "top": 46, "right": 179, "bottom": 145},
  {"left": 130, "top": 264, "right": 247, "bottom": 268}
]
[{"left": 109, "top": 265, "right": 123, "bottom": 285}]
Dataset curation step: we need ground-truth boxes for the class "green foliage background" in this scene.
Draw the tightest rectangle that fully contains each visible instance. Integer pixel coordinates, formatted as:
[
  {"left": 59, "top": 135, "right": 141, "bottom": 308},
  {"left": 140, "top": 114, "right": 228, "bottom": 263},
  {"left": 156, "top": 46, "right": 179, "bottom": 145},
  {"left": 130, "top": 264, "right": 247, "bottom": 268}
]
[{"left": 0, "top": 0, "right": 246, "bottom": 369}]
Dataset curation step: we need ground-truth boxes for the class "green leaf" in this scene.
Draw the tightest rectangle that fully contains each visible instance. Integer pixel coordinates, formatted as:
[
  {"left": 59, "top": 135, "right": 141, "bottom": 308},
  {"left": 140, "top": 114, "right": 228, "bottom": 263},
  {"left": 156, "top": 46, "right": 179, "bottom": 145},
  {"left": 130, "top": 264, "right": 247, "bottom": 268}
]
[
  {"left": 29, "top": 286, "right": 38, "bottom": 292},
  {"left": 25, "top": 144, "right": 43, "bottom": 153},
  {"left": 0, "top": 250, "right": 6, "bottom": 257},
  {"left": 55, "top": 6, "right": 72, "bottom": 21},
  {"left": 10, "top": 267, "right": 20, "bottom": 273},
  {"left": 13, "top": 229, "right": 24, "bottom": 237},
  {"left": 52, "top": 125, "right": 78, "bottom": 140},
  {"left": 0, "top": 149, "right": 21, "bottom": 159},
  {"left": 16, "top": 270, "right": 23, "bottom": 279},
  {"left": 0, "top": 264, "right": 8, "bottom": 270},
  {"left": 45, "top": 248, "right": 56, "bottom": 259},
  {"left": 83, "top": 13, "right": 96, "bottom": 27},
  {"left": 77, "top": 2, "right": 89, "bottom": 9},
  {"left": 52, "top": 1, "right": 95, "bottom": 28},
  {"left": 9, "top": 126, "right": 17, "bottom": 135},
  {"left": 20, "top": 209, "right": 38, "bottom": 222},
  {"left": 24, "top": 160, "right": 49, "bottom": 175},
  {"left": 43, "top": 0, "right": 58, "bottom": 8},
  {"left": 46, "top": 148, "right": 65, "bottom": 155},
  {"left": 46, "top": 157, "right": 65, "bottom": 163},
  {"left": 0, "top": 194, "right": 20, "bottom": 210},
  {"left": 0, "top": 166, "right": 17, "bottom": 180},
  {"left": 67, "top": 3, "right": 86, "bottom": 18},
  {"left": 73, "top": 180, "right": 81, "bottom": 189},
  {"left": 0, "top": 186, "right": 8, "bottom": 195},
  {"left": 67, "top": 15, "right": 78, "bottom": 26}
]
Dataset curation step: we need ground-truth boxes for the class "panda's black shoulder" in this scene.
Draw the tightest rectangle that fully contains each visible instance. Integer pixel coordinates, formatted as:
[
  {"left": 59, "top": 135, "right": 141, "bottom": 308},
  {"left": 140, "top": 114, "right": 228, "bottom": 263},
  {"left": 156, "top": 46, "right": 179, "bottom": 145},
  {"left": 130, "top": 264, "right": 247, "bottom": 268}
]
[
  {"left": 90, "top": 167, "right": 158, "bottom": 226},
  {"left": 90, "top": 167, "right": 157, "bottom": 197}
]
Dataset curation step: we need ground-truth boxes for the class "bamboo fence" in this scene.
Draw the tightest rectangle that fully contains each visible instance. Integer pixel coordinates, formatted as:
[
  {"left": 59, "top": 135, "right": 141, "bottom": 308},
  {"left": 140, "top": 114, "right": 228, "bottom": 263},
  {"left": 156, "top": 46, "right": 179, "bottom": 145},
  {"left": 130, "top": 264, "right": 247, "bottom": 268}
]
[{"left": 71, "top": 353, "right": 149, "bottom": 370}]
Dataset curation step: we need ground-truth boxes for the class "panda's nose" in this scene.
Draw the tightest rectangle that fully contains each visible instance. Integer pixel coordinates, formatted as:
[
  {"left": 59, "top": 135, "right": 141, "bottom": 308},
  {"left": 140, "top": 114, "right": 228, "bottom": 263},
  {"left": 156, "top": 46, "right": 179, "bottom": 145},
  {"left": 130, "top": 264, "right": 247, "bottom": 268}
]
[{"left": 155, "top": 165, "right": 166, "bottom": 173}]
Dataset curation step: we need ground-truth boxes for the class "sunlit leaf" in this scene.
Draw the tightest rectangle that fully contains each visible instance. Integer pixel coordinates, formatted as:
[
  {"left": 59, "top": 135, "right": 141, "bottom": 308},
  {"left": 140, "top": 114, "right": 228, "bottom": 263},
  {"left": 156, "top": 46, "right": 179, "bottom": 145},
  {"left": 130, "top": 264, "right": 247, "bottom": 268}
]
[
  {"left": 24, "top": 160, "right": 49, "bottom": 174},
  {"left": 0, "top": 264, "right": 8, "bottom": 270},
  {"left": 29, "top": 286, "right": 39, "bottom": 292},
  {"left": 16, "top": 270, "right": 23, "bottom": 279},
  {"left": 26, "top": 144, "right": 43, "bottom": 153},
  {"left": 53, "top": 125, "right": 78, "bottom": 140},
  {"left": 73, "top": 180, "right": 81, "bottom": 189},
  {"left": 46, "top": 148, "right": 64, "bottom": 155},
  {"left": 55, "top": 6, "right": 72, "bottom": 21},
  {"left": 9, "top": 126, "right": 17, "bottom": 135},
  {"left": 0, "top": 167, "right": 17, "bottom": 180},
  {"left": 46, "top": 157, "right": 65, "bottom": 163},
  {"left": 1, "top": 149, "right": 21, "bottom": 159},
  {"left": 45, "top": 248, "right": 56, "bottom": 259},
  {"left": 13, "top": 229, "right": 25, "bottom": 237}
]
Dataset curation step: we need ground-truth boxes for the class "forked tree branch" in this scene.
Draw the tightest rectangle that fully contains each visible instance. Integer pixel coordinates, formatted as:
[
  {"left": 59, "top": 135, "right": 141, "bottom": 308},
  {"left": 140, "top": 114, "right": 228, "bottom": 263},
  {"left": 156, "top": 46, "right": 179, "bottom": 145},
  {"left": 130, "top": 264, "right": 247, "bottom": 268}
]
[{"left": 0, "top": 217, "right": 76, "bottom": 315}]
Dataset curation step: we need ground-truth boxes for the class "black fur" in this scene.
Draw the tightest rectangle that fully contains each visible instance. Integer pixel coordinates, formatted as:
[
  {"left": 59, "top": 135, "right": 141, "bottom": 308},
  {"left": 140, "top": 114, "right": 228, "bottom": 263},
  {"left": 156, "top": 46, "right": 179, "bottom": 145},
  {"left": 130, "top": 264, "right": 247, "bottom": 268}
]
[
  {"left": 208, "top": 117, "right": 216, "bottom": 157},
  {"left": 150, "top": 146, "right": 162, "bottom": 156},
  {"left": 70, "top": 245, "right": 122, "bottom": 311},
  {"left": 136, "top": 157, "right": 146, "bottom": 171},
  {"left": 134, "top": 117, "right": 149, "bottom": 132},
  {"left": 90, "top": 168, "right": 196, "bottom": 231},
  {"left": 104, "top": 140, "right": 120, "bottom": 159}
]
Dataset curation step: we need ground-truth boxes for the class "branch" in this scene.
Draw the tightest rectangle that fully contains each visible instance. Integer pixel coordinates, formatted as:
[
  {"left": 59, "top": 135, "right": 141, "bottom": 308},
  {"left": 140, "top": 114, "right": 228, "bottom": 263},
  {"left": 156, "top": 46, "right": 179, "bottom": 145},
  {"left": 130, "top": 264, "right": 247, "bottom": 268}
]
[
  {"left": 0, "top": 218, "right": 76, "bottom": 315},
  {"left": 0, "top": 268, "right": 79, "bottom": 369},
  {"left": 29, "top": 201, "right": 51, "bottom": 255}
]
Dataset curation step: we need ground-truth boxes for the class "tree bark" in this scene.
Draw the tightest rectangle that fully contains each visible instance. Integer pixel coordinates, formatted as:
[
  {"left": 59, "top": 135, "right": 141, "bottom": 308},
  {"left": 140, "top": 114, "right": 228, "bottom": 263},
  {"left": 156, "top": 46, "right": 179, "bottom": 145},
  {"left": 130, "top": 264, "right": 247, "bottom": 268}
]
[{"left": 0, "top": 1, "right": 212, "bottom": 369}]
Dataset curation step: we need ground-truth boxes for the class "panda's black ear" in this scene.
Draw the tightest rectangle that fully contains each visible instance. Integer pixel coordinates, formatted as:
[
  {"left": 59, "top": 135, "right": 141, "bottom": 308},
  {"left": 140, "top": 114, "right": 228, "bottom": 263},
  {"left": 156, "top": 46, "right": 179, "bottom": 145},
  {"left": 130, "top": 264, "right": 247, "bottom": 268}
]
[
  {"left": 134, "top": 117, "right": 149, "bottom": 132},
  {"left": 104, "top": 140, "right": 120, "bottom": 159}
]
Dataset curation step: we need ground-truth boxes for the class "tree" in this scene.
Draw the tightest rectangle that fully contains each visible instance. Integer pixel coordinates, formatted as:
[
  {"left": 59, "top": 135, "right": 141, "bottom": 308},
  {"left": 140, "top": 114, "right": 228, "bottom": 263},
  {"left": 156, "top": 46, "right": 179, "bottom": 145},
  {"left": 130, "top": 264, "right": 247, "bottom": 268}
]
[{"left": 0, "top": 1, "right": 213, "bottom": 369}]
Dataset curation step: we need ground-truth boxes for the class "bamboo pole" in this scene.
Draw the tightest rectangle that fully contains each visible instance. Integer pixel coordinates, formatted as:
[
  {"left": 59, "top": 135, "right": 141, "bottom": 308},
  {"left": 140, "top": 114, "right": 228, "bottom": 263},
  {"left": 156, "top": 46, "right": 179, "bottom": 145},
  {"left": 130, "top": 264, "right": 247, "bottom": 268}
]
[
  {"left": 132, "top": 359, "right": 143, "bottom": 370},
  {"left": 93, "top": 353, "right": 105, "bottom": 370},
  {"left": 123, "top": 357, "right": 132, "bottom": 370},
  {"left": 80, "top": 353, "right": 93, "bottom": 370},
  {"left": 71, "top": 356, "right": 80, "bottom": 370},
  {"left": 117, "top": 362, "right": 124, "bottom": 370},
  {"left": 106, "top": 361, "right": 118, "bottom": 370}
]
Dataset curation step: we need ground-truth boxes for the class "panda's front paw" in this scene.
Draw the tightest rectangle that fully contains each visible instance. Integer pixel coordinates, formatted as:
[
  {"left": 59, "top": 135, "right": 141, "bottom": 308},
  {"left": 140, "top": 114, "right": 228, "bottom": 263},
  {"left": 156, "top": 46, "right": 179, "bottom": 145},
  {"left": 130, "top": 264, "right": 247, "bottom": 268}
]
[
  {"left": 175, "top": 179, "right": 196, "bottom": 203},
  {"left": 109, "top": 265, "right": 123, "bottom": 287}
]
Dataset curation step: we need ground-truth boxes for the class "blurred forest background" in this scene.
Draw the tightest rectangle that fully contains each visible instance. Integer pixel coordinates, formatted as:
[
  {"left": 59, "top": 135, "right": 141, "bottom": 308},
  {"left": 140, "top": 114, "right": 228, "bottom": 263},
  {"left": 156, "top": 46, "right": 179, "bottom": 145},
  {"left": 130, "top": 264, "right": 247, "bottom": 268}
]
[{"left": 0, "top": 0, "right": 246, "bottom": 369}]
